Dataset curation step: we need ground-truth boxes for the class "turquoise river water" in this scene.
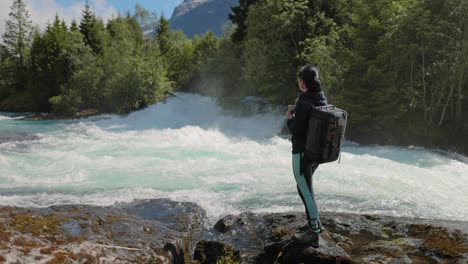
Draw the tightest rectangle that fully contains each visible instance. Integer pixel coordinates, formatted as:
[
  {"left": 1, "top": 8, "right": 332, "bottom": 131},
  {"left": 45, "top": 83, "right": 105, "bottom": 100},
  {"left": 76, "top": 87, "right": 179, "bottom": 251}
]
[{"left": 1, "top": 93, "right": 467, "bottom": 223}]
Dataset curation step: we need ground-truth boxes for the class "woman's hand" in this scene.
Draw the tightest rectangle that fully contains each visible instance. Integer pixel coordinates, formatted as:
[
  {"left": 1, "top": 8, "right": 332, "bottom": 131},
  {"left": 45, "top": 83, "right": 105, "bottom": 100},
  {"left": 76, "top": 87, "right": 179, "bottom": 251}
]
[{"left": 286, "top": 105, "right": 295, "bottom": 119}]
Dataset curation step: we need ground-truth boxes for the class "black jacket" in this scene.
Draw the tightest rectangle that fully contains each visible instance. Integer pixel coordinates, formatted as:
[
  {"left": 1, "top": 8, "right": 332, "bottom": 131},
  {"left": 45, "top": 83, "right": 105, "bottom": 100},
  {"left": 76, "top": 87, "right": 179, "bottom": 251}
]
[{"left": 287, "top": 91, "right": 327, "bottom": 154}]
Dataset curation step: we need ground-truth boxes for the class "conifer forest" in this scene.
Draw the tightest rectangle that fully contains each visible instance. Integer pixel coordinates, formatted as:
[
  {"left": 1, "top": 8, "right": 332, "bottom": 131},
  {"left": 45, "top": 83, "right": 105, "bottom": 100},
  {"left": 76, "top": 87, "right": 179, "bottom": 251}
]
[{"left": 1, "top": 0, "right": 467, "bottom": 150}]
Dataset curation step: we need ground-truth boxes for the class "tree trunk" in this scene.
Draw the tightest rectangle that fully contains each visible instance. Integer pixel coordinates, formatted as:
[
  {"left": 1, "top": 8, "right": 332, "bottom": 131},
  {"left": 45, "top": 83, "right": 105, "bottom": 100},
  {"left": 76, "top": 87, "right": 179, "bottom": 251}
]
[
  {"left": 455, "top": 9, "right": 467, "bottom": 122},
  {"left": 439, "top": 81, "right": 454, "bottom": 126},
  {"left": 455, "top": 45, "right": 467, "bottom": 122},
  {"left": 422, "top": 47, "right": 428, "bottom": 123}
]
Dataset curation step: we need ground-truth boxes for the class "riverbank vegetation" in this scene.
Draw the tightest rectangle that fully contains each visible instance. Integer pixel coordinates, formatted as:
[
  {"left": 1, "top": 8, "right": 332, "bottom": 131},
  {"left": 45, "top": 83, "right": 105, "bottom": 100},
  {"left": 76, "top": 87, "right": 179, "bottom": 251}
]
[
  {"left": 1, "top": 0, "right": 467, "bottom": 151},
  {"left": 224, "top": 0, "right": 468, "bottom": 151},
  {"left": 0, "top": 0, "right": 219, "bottom": 114}
]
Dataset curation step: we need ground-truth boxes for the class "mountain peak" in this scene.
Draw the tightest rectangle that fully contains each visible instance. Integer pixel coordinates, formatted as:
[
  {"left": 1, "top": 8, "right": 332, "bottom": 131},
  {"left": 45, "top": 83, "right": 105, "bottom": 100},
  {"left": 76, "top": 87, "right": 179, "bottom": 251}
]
[
  {"left": 169, "top": 0, "right": 238, "bottom": 38},
  {"left": 170, "top": 0, "right": 211, "bottom": 20}
]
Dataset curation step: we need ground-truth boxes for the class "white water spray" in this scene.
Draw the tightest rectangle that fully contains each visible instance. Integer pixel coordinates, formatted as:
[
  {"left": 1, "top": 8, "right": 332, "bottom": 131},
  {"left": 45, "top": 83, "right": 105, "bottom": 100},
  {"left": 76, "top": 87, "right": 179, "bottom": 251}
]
[{"left": 0, "top": 93, "right": 467, "bottom": 222}]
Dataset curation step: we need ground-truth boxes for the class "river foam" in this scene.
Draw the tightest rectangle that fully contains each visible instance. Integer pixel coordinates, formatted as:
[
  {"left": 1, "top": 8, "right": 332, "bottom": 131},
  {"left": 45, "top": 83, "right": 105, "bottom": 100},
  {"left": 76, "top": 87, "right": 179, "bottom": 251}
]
[{"left": 0, "top": 94, "right": 467, "bottom": 222}]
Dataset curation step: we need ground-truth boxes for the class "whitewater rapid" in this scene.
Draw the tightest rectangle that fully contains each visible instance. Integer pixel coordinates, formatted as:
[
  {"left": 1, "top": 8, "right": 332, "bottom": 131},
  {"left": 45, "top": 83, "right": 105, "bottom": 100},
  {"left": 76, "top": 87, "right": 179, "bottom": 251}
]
[{"left": 0, "top": 93, "right": 467, "bottom": 223}]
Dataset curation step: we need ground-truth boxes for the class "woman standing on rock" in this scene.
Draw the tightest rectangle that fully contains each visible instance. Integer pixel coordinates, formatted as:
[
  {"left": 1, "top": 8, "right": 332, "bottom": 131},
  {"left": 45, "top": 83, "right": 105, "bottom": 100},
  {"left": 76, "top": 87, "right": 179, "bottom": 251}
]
[{"left": 286, "top": 65, "right": 327, "bottom": 248}]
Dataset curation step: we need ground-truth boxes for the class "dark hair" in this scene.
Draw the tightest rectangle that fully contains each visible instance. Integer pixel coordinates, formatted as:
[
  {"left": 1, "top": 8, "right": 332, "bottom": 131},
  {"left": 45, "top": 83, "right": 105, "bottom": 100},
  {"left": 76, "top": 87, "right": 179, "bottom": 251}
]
[{"left": 298, "top": 65, "right": 322, "bottom": 92}]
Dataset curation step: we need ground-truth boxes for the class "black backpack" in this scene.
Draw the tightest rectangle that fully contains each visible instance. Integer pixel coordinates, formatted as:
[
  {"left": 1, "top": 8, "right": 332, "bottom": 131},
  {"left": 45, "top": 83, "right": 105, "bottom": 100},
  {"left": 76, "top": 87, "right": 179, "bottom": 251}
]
[{"left": 301, "top": 102, "right": 348, "bottom": 164}]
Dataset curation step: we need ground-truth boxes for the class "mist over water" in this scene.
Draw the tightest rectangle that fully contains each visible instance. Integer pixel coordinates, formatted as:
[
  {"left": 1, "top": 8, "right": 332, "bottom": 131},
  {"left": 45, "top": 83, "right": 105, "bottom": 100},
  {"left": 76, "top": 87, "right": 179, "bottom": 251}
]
[{"left": 1, "top": 93, "right": 467, "bottom": 222}]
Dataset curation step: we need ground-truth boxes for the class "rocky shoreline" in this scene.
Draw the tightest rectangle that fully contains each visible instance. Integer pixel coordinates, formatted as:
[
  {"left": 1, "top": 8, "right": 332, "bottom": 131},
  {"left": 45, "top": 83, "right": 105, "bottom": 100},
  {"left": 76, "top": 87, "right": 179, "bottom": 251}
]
[{"left": 0, "top": 199, "right": 467, "bottom": 264}]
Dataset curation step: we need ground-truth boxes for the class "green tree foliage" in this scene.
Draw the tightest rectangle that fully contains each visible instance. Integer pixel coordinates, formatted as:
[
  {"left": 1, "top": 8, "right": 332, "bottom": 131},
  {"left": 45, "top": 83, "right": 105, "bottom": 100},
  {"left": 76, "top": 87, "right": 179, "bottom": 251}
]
[
  {"left": 2, "top": 0, "right": 32, "bottom": 60},
  {"left": 0, "top": 2, "right": 182, "bottom": 114},
  {"left": 2, "top": 0, "right": 464, "bottom": 151},
  {"left": 52, "top": 15, "right": 169, "bottom": 114},
  {"left": 377, "top": 0, "right": 468, "bottom": 128},
  {"left": 161, "top": 31, "right": 196, "bottom": 89},
  {"left": 193, "top": 31, "right": 219, "bottom": 70},
  {"left": 199, "top": 39, "right": 244, "bottom": 98},
  {"left": 1, "top": 3, "right": 200, "bottom": 114},
  {"left": 1, "top": 0, "right": 32, "bottom": 94},
  {"left": 30, "top": 16, "right": 74, "bottom": 111},
  {"left": 188, "top": 31, "right": 223, "bottom": 95},
  {"left": 227, "top": 0, "right": 468, "bottom": 147},
  {"left": 101, "top": 16, "right": 168, "bottom": 113},
  {"left": 334, "top": 0, "right": 402, "bottom": 130},
  {"left": 0, "top": 44, "right": 12, "bottom": 99},
  {"left": 333, "top": 0, "right": 468, "bottom": 137},
  {"left": 70, "top": 20, "right": 79, "bottom": 32},
  {"left": 79, "top": 2, "right": 106, "bottom": 55},
  {"left": 242, "top": 0, "right": 311, "bottom": 103},
  {"left": 228, "top": 0, "right": 257, "bottom": 43},
  {"left": 299, "top": 1, "right": 351, "bottom": 103},
  {"left": 0, "top": 45, "right": 16, "bottom": 100},
  {"left": 155, "top": 16, "right": 171, "bottom": 56},
  {"left": 48, "top": 28, "right": 96, "bottom": 114}
]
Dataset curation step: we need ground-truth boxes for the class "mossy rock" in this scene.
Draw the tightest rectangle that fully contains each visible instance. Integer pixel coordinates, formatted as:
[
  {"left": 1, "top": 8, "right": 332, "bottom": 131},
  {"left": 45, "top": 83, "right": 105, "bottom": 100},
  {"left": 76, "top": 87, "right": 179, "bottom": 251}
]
[
  {"left": 194, "top": 240, "right": 240, "bottom": 264},
  {"left": 10, "top": 213, "right": 66, "bottom": 238},
  {"left": 271, "top": 226, "right": 295, "bottom": 242},
  {"left": 75, "top": 108, "right": 99, "bottom": 118},
  {"left": 408, "top": 224, "right": 468, "bottom": 258}
]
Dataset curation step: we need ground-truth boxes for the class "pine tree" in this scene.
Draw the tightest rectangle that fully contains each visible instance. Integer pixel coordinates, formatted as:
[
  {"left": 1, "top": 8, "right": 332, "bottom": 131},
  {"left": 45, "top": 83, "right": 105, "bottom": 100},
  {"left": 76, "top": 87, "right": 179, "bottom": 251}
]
[
  {"left": 155, "top": 16, "right": 171, "bottom": 55},
  {"left": 29, "top": 14, "right": 72, "bottom": 111},
  {"left": 61, "top": 20, "right": 68, "bottom": 32},
  {"left": 79, "top": 2, "right": 94, "bottom": 39},
  {"left": 70, "top": 20, "right": 78, "bottom": 32},
  {"left": 1, "top": 0, "right": 32, "bottom": 91},
  {"left": 2, "top": 0, "right": 32, "bottom": 58},
  {"left": 79, "top": 2, "right": 105, "bottom": 54},
  {"left": 193, "top": 31, "right": 219, "bottom": 68},
  {"left": 228, "top": 0, "right": 257, "bottom": 43}
]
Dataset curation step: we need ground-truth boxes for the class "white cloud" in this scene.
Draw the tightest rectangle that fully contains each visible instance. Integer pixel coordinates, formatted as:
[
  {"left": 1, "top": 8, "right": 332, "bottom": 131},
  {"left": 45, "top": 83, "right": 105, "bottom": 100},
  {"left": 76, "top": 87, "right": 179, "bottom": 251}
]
[
  {"left": 0, "top": 0, "right": 117, "bottom": 40},
  {"left": 0, "top": 1, "right": 12, "bottom": 37}
]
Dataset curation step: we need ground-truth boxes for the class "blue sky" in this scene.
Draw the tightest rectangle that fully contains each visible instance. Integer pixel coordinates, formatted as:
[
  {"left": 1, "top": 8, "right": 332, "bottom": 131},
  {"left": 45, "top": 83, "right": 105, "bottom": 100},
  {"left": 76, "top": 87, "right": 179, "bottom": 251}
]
[{"left": 56, "top": 0, "right": 183, "bottom": 17}]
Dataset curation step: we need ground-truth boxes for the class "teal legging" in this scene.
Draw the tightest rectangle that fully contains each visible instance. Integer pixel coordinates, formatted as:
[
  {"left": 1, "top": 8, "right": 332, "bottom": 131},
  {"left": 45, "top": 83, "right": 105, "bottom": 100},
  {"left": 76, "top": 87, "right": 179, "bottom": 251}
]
[{"left": 292, "top": 153, "right": 324, "bottom": 233}]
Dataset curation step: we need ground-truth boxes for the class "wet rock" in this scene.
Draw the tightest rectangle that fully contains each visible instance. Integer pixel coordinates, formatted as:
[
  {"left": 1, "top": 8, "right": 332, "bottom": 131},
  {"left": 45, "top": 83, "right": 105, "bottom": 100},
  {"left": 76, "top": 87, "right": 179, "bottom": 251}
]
[
  {"left": 0, "top": 199, "right": 205, "bottom": 264},
  {"left": 364, "top": 214, "right": 381, "bottom": 221},
  {"left": 214, "top": 215, "right": 246, "bottom": 233},
  {"left": 258, "top": 233, "right": 353, "bottom": 264},
  {"left": 0, "top": 131, "right": 38, "bottom": 143},
  {"left": 407, "top": 223, "right": 468, "bottom": 259},
  {"left": 194, "top": 240, "right": 240, "bottom": 264},
  {"left": 331, "top": 233, "right": 350, "bottom": 243},
  {"left": 205, "top": 213, "right": 352, "bottom": 263},
  {"left": 358, "top": 244, "right": 410, "bottom": 264},
  {"left": 206, "top": 211, "right": 468, "bottom": 264},
  {"left": 214, "top": 215, "right": 235, "bottom": 233},
  {"left": 2, "top": 201, "right": 467, "bottom": 263},
  {"left": 456, "top": 255, "right": 468, "bottom": 264},
  {"left": 20, "top": 114, "right": 50, "bottom": 121},
  {"left": 123, "top": 199, "right": 205, "bottom": 251},
  {"left": 75, "top": 108, "right": 99, "bottom": 118}
]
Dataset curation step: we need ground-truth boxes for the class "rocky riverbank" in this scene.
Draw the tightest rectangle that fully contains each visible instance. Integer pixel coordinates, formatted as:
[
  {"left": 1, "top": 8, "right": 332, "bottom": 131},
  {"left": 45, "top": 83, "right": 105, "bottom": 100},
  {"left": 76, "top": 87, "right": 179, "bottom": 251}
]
[
  {"left": 201, "top": 212, "right": 468, "bottom": 264},
  {"left": 0, "top": 199, "right": 467, "bottom": 264},
  {"left": 0, "top": 199, "right": 205, "bottom": 263}
]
